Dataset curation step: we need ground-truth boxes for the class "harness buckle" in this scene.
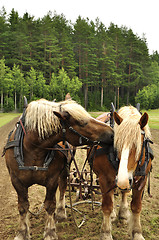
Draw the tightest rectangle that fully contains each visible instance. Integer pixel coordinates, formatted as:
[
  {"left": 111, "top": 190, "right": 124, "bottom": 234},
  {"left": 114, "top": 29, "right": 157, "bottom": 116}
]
[
  {"left": 34, "top": 166, "right": 39, "bottom": 171},
  {"left": 79, "top": 136, "right": 82, "bottom": 145}
]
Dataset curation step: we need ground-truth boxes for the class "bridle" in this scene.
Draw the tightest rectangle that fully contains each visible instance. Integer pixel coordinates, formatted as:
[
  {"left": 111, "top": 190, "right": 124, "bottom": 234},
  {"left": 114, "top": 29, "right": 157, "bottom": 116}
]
[
  {"left": 135, "top": 130, "right": 153, "bottom": 176},
  {"left": 105, "top": 129, "right": 153, "bottom": 195},
  {"left": 60, "top": 118, "right": 100, "bottom": 146}
]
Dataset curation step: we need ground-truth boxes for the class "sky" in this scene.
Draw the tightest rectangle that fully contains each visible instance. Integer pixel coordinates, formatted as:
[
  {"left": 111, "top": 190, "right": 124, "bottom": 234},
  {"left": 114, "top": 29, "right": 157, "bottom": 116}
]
[{"left": 0, "top": 0, "right": 158, "bottom": 54}]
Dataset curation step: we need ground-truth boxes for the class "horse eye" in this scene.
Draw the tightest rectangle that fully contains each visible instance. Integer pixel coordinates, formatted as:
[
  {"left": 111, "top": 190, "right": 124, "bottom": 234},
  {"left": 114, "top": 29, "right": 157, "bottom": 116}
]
[{"left": 75, "top": 120, "right": 87, "bottom": 127}]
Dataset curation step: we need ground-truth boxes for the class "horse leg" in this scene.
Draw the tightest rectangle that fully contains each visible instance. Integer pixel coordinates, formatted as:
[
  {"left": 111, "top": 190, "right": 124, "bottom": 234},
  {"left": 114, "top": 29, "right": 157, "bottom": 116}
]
[
  {"left": 100, "top": 186, "right": 114, "bottom": 240},
  {"left": 11, "top": 176, "right": 30, "bottom": 240},
  {"left": 118, "top": 191, "right": 130, "bottom": 223},
  {"left": 110, "top": 193, "right": 116, "bottom": 222},
  {"left": 44, "top": 186, "right": 58, "bottom": 240},
  {"left": 55, "top": 170, "right": 68, "bottom": 222},
  {"left": 129, "top": 188, "right": 145, "bottom": 240}
]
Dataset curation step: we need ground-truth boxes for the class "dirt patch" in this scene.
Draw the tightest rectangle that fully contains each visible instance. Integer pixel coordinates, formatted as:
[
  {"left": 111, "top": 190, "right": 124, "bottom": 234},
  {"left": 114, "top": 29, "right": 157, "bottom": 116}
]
[{"left": 0, "top": 119, "right": 158, "bottom": 240}]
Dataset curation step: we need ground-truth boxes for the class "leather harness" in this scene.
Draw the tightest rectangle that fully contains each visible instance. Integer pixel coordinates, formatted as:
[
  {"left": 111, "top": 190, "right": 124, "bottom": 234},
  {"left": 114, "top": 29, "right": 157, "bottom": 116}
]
[
  {"left": 3, "top": 112, "right": 69, "bottom": 171},
  {"left": 93, "top": 131, "right": 154, "bottom": 177},
  {"left": 3, "top": 106, "right": 99, "bottom": 171},
  {"left": 3, "top": 104, "right": 154, "bottom": 188}
]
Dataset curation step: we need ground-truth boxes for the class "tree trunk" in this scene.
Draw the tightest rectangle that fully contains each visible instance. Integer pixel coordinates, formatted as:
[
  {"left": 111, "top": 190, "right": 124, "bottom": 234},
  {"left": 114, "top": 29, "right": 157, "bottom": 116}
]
[
  {"left": 114, "top": 88, "right": 116, "bottom": 109},
  {"left": 14, "top": 91, "right": 17, "bottom": 110},
  {"left": 49, "top": 50, "right": 51, "bottom": 81},
  {"left": 127, "top": 63, "right": 131, "bottom": 105},
  {"left": 30, "top": 32, "right": 32, "bottom": 58},
  {"left": 101, "top": 79, "right": 104, "bottom": 107},
  {"left": 85, "top": 41, "right": 88, "bottom": 109},
  {"left": 84, "top": 83, "right": 88, "bottom": 110},
  {"left": 1, "top": 90, "right": 3, "bottom": 112},
  {"left": 6, "top": 92, "right": 8, "bottom": 105},
  {"left": 127, "top": 43, "right": 132, "bottom": 105},
  {"left": 79, "top": 46, "right": 82, "bottom": 79}
]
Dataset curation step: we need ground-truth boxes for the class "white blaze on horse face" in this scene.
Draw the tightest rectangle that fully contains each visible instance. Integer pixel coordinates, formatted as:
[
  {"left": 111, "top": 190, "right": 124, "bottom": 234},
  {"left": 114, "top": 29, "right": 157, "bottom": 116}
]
[{"left": 117, "top": 146, "right": 130, "bottom": 189}]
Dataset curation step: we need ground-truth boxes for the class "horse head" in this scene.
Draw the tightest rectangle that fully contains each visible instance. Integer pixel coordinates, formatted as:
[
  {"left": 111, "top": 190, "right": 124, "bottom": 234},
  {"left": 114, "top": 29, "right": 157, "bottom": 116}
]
[
  {"left": 113, "top": 106, "right": 151, "bottom": 190},
  {"left": 25, "top": 99, "right": 113, "bottom": 148},
  {"left": 53, "top": 108, "right": 114, "bottom": 147}
]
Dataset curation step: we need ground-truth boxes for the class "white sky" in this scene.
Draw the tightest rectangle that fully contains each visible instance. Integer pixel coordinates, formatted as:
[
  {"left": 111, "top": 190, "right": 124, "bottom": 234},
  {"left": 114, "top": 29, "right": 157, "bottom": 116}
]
[{"left": 1, "top": 0, "right": 159, "bottom": 54}]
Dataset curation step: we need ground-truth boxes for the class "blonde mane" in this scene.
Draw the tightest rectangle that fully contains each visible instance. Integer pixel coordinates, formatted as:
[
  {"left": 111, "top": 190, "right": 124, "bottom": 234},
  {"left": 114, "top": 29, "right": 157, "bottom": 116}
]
[
  {"left": 114, "top": 106, "right": 151, "bottom": 161},
  {"left": 25, "top": 99, "right": 91, "bottom": 138}
]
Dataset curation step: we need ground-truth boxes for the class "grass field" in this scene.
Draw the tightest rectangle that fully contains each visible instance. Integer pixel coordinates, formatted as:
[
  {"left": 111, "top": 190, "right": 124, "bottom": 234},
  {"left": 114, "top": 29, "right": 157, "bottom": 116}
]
[
  {"left": 144, "top": 109, "right": 159, "bottom": 129},
  {"left": 0, "top": 109, "right": 158, "bottom": 129},
  {"left": 0, "top": 113, "right": 20, "bottom": 128}
]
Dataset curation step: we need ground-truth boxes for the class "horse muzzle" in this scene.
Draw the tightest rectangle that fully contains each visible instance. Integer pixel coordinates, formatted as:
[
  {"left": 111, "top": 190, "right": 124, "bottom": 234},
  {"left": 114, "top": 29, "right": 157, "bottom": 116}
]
[
  {"left": 99, "top": 130, "right": 114, "bottom": 147},
  {"left": 115, "top": 175, "right": 133, "bottom": 191}
]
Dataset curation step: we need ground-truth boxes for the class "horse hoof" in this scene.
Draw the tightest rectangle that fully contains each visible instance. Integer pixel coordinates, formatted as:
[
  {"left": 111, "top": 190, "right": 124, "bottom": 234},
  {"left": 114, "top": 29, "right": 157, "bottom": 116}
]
[
  {"left": 44, "top": 229, "right": 58, "bottom": 240},
  {"left": 55, "top": 213, "right": 67, "bottom": 222},
  {"left": 44, "top": 235, "right": 58, "bottom": 240},
  {"left": 133, "top": 233, "right": 145, "bottom": 240},
  {"left": 55, "top": 208, "right": 67, "bottom": 222},
  {"left": 14, "top": 230, "right": 31, "bottom": 240},
  {"left": 119, "top": 207, "right": 130, "bottom": 223},
  {"left": 14, "top": 235, "right": 30, "bottom": 240},
  {"left": 100, "top": 232, "right": 113, "bottom": 240},
  {"left": 110, "top": 209, "right": 117, "bottom": 223},
  {"left": 44, "top": 236, "right": 58, "bottom": 240}
]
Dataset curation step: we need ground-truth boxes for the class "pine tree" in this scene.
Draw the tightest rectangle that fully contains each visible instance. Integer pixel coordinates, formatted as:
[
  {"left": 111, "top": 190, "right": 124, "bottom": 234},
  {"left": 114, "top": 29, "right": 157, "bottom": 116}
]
[
  {"left": 0, "top": 57, "right": 7, "bottom": 111},
  {"left": 52, "top": 13, "right": 76, "bottom": 78},
  {"left": 73, "top": 17, "right": 99, "bottom": 109},
  {"left": 26, "top": 67, "right": 36, "bottom": 100},
  {"left": 95, "top": 19, "right": 116, "bottom": 107},
  {"left": 0, "top": 7, "right": 8, "bottom": 59},
  {"left": 40, "top": 13, "right": 62, "bottom": 81},
  {"left": 12, "top": 64, "right": 27, "bottom": 110}
]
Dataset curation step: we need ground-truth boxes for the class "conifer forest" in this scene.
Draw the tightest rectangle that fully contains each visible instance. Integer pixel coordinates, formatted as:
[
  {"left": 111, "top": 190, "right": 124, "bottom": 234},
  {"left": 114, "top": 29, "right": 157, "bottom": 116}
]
[{"left": 0, "top": 7, "right": 159, "bottom": 112}]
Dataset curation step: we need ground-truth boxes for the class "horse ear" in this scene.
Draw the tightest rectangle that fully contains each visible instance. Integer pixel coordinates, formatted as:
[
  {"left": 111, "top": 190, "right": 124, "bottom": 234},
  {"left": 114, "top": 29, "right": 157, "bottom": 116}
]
[
  {"left": 53, "top": 111, "right": 70, "bottom": 120},
  {"left": 139, "top": 112, "right": 148, "bottom": 129},
  {"left": 113, "top": 112, "right": 123, "bottom": 125}
]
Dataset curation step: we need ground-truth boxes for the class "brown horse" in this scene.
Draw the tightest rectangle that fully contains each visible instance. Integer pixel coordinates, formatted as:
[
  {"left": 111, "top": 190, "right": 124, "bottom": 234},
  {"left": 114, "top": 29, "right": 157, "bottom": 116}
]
[
  {"left": 4, "top": 98, "right": 113, "bottom": 240},
  {"left": 93, "top": 106, "right": 153, "bottom": 240}
]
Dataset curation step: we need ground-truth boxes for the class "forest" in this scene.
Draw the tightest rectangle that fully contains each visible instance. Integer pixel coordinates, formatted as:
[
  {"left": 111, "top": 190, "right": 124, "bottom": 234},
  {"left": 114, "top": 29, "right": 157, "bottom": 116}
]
[{"left": 0, "top": 7, "right": 159, "bottom": 112}]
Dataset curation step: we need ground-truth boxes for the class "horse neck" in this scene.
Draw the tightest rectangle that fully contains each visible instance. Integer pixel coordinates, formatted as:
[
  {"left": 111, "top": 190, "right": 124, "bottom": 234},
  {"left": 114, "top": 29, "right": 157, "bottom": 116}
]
[{"left": 23, "top": 131, "right": 62, "bottom": 151}]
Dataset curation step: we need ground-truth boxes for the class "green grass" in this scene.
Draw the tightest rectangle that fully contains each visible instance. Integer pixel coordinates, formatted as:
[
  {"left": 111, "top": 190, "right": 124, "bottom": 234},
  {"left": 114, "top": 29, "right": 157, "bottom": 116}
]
[
  {"left": 0, "top": 113, "right": 20, "bottom": 128},
  {"left": 143, "top": 109, "right": 159, "bottom": 129},
  {"left": 89, "top": 112, "right": 102, "bottom": 118}
]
